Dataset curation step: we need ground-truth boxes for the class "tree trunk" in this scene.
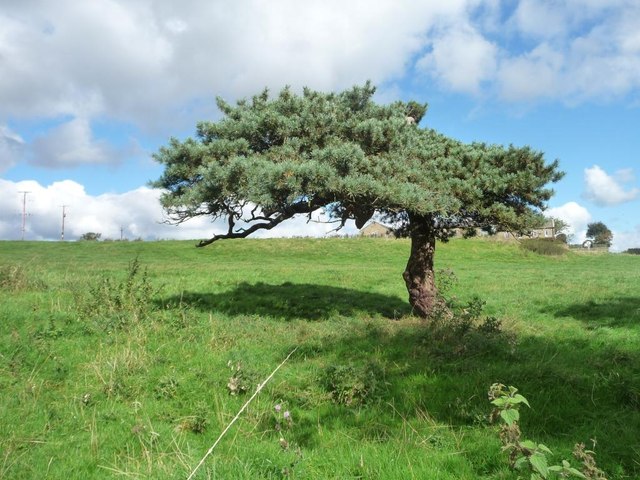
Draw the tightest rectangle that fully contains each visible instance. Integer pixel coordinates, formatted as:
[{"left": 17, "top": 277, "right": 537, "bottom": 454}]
[{"left": 402, "top": 213, "right": 438, "bottom": 318}]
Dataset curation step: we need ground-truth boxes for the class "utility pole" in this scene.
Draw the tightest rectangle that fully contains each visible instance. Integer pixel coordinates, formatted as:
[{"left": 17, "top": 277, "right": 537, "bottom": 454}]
[
  {"left": 18, "top": 191, "right": 30, "bottom": 240},
  {"left": 60, "top": 205, "right": 68, "bottom": 241},
  {"left": 120, "top": 226, "right": 124, "bottom": 241}
]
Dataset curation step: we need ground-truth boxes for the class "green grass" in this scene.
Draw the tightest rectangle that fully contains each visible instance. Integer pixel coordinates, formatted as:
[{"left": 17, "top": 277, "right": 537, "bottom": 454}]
[{"left": 1, "top": 237, "right": 639, "bottom": 479}]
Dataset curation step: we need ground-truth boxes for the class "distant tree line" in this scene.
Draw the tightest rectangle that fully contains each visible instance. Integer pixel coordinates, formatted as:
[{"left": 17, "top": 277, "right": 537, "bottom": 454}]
[
  {"left": 78, "top": 232, "right": 143, "bottom": 242},
  {"left": 79, "top": 232, "right": 102, "bottom": 241}
]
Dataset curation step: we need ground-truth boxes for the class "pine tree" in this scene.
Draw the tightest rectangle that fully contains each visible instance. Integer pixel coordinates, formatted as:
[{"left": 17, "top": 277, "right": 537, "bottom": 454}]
[{"left": 152, "top": 83, "right": 563, "bottom": 317}]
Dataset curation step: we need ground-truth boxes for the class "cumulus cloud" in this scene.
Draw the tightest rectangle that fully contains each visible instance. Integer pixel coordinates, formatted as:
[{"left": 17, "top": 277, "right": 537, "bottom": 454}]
[
  {"left": 0, "top": 0, "right": 473, "bottom": 126},
  {"left": 545, "top": 201, "right": 592, "bottom": 242},
  {"left": 505, "top": 1, "right": 640, "bottom": 103},
  {"left": 0, "top": 179, "right": 356, "bottom": 241},
  {"left": 30, "top": 117, "right": 117, "bottom": 168},
  {"left": 2, "top": 0, "right": 640, "bottom": 172},
  {"left": 420, "top": 0, "right": 640, "bottom": 103},
  {"left": 417, "top": 24, "right": 498, "bottom": 95},
  {"left": 509, "top": 0, "right": 569, "bottom": 39},
  {"left": 0, "top": 0, "right": 484, "bottom": 168},
  {"left": 611, "top": 224, "right": 640, "bottom": 252},
  {"left": 497, "top": 43, "right": 564, "bottom": 102},
  {"left": 0, "top": 125, "right": 25, "bottom": 173},
  {"left": 1, "top": 0, "right": 639, "bottom": 127},
  {"left": 583, "top": 165, "right": 639, "bottom": 206}
]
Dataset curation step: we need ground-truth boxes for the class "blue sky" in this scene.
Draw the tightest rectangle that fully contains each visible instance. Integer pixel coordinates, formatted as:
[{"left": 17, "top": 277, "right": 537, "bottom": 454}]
[{"left": 1, "top": 0, "right": 639, "bottom": 249}]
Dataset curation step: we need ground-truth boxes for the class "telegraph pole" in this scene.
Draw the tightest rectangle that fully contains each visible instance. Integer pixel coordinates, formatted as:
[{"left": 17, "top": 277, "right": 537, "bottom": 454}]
[
  {"left": 18, "top": 191, "right": 30, "bottom": 240},
  {"left": 60, "top": 205, "right": 68, "bottom": 241}
]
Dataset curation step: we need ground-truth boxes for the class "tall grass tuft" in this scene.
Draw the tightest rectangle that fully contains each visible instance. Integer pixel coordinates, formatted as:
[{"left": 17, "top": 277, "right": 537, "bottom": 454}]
[
  {"left": 0, "top": 263, "right": 47, "bottom": 291},
  {"left": 75, "top": 257, "right": 160, "bottom": 330},
  {"left": 520, "top": 238, "right": 567, "bottom": 256}
]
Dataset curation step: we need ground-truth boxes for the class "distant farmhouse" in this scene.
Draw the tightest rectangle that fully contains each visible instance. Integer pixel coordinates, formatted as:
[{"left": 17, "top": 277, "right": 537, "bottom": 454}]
[
  {"left": 495, "top": 219, "right": 557, "bottom": 241},
  {"left": 359, "top": 219, "right": 558, "bottom": 241},
  {"left": 360, "top": 221, "right": 394, "bottom": 238}
]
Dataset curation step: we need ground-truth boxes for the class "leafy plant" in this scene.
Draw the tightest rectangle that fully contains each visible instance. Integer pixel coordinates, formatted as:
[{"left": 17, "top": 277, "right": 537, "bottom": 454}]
[
  {"left": 573, "top": 443, "right": 608, "bottom": 480},
  {"left": 154, "top": 376, "right": 179, "bottom": 399},
  {"left": 489, "top": 383, "right": 607, "bottom": 479}
]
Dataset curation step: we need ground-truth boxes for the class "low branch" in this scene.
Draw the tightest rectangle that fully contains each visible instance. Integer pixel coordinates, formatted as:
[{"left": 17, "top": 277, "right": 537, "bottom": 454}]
[
  {"left": 196, "top": 200, "right": 320, "bottom": 247},
  {"left": 196, "top": 215, "right": 288, "bottom": 247}
]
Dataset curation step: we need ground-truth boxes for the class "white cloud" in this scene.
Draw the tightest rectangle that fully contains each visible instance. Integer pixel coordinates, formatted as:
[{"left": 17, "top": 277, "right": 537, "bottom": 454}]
[
  {"left": 1, "top": 0, "right": 640, "bottom": 173},
  {"left": 0, "top": 179, "right": 356, "bottom": 241},
  {"left": 583, "top": 165, "right": 640, "bottom": 206},
  {"left": 0, "top": 125, "right": 25, "bottom": 173},
  {"left": 417, "top": 24, "right": 498, "bottom": 95},
  {"left": 418, "top": 0, "right": 640, "bottom": 104},
  {"left": 504, "top": 1, "right": 640, "bottom": 103},
  {"left": 0, "top": 0, "right": 485, "bottom": 168},
  {"left": 510, "top": 0, "right": 568, "bottom": 40},
  {"left": 497, "top": 43, "right": 564, "bottom": 102},
  {"left": 30, "top": 117, "right": 116, "bottom": 168},
  {"left": 546, "top": 201, "right": 592, "bottom": 242},
  {"left": 0, "top": 0, "right": 475, "bottom": 127},
  {"left": 611, "top": 224, "right": 640, "bottom": 252}
]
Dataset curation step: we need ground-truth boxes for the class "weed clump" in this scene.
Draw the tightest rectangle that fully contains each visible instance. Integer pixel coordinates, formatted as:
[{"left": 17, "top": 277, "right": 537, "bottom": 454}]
[
  {"left": 0, "top": 263, "right": 46, "bottom": 291},
  {"left": 75, "top": 257, "right": 160, "bottom": 330},
  {"left": 321, "top": 361, "right": 384, "bottom": 406},
  {"left": 226, "top": 361, "right": 256, "bottom": 396},
  {"left": 176, "top": 401, "right": 210, "bottom": 434},
  {"left": 426, "top": 269, "right": 510, "bottom": 356},
  {"left": 521, "top": 238, "right": 567, "bottom": 256}
]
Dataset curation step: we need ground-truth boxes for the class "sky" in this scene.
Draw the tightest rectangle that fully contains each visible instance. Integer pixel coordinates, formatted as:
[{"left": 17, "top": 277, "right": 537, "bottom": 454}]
[{"left": 1, "top": 0, "right": 639, "bottom": 250}]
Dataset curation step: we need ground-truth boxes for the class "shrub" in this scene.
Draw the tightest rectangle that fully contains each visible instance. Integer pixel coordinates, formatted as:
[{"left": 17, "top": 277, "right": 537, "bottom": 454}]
[
  {"left": 624, "top": 248, "right": 640, "bottom": 255},
  {"left": 521, "top": 238, "right": 567, "bottom": 256},
  {"left": 321, "top": 361, "right": 384, "bottom": 406},
  {"left": 79, "top": 232, "right": 101, "bottom": 241},
  {"left": 426, "top": 291, "right": 508, "bottom": 358}
]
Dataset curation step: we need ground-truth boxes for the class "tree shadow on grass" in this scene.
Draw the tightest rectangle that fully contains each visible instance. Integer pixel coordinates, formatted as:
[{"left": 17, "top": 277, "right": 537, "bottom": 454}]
[
  {"left": 286, "top": 321, "right": 640, "bottom": 477},
  {"left": 159, "top": 281, "right": 411, "bottom": 320},
  {"left": 158, "top": 285, "right": 640, "bottom": 475},
  {"left": 549, "top": 296, "right": 640, "bottom": 330}
]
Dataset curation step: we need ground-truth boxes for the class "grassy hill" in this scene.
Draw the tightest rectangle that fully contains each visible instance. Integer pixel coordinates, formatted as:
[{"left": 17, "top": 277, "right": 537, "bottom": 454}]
[{"left": 1, "top": 238, "right": 639, "bottom": 479}]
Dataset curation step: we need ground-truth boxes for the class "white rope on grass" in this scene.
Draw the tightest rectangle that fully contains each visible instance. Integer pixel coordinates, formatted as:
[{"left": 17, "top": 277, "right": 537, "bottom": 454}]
[{"left": 186, "top": 347, "right": 298, "bottom": 480}]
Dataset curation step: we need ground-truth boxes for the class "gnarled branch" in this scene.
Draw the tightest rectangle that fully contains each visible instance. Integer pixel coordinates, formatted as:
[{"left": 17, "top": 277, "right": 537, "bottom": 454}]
[{"left": 196, "top": 199, "right": 322, "bottom": 247}]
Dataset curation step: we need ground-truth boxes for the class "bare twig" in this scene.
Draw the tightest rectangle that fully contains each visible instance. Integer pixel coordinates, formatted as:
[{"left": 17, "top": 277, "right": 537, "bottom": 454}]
[{"left": 186, "top": 347, "right": 298, "bottom": 480}]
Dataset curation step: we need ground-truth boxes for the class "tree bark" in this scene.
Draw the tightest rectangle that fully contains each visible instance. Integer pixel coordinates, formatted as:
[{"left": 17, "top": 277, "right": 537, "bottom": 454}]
[{"left": 403, "top": 213, "right": 438, "bottom": 318}]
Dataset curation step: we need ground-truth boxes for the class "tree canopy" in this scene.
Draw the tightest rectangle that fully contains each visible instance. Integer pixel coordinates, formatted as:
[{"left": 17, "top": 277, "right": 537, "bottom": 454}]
[
  {"left": 152, "top": 83, "right": 563, "bottom": 316},
  {"left": 586, "top": 221, "right": 613, "bottom": 247}
]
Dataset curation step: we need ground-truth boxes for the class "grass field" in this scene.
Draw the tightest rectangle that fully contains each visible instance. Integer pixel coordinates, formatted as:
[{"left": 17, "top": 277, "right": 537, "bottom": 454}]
[{"left": 1, "top": 238, "right": 639, "bottom": 479}]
